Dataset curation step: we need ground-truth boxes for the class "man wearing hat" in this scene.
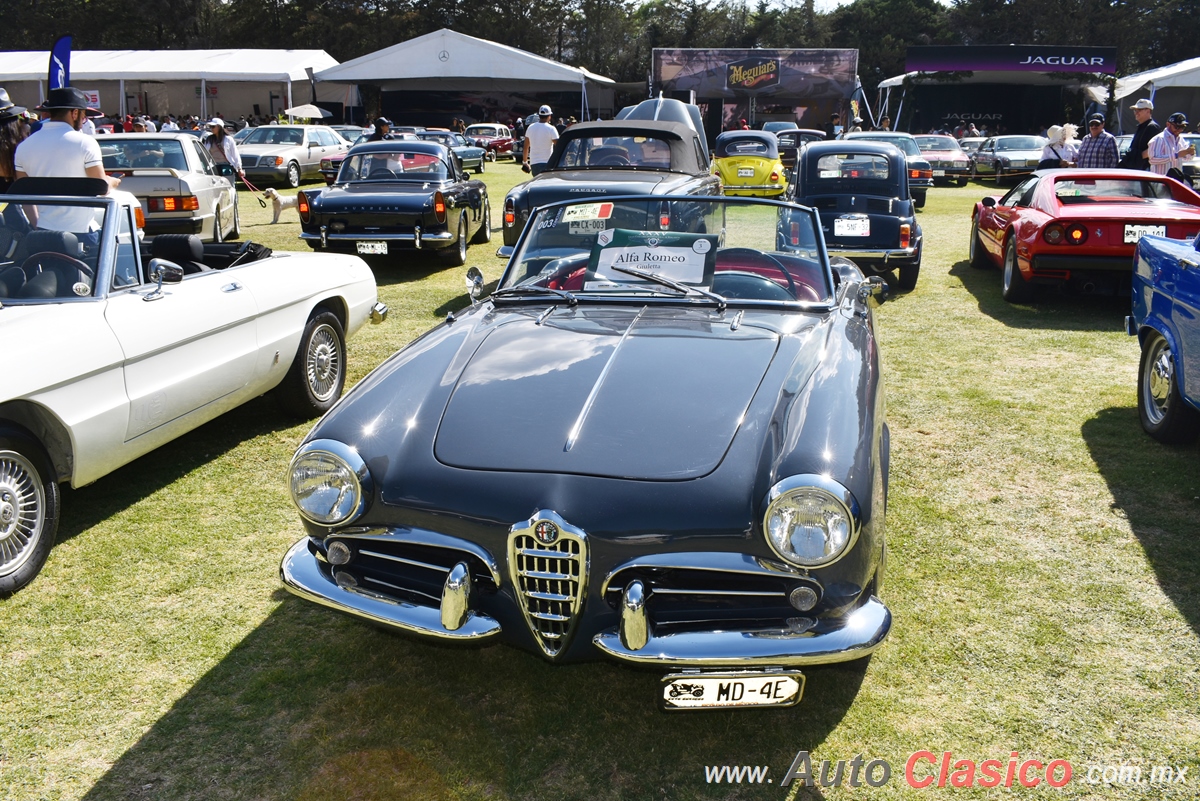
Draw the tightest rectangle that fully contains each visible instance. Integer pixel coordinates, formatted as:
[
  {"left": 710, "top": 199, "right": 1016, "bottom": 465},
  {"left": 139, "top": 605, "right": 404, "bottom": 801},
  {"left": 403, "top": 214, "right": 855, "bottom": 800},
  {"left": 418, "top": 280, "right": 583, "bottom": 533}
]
[
  {"left": 522, "top": 105, "right": 558, "bottom": 175},
  {"left": 14, "top": 86, "right": 118, "bottom": 234},
  {"left": 1076, "top": 113, "right": 1119, "bottom": 169},
  {"left": 1148, "top": 112, "right": 1196, "bottom": 179},
  {"left": 1120, "top": 98, "right": 1161, "bottom": 171},
  {"left": 367, "top": 117, "right": 392, "bottom": 142}
]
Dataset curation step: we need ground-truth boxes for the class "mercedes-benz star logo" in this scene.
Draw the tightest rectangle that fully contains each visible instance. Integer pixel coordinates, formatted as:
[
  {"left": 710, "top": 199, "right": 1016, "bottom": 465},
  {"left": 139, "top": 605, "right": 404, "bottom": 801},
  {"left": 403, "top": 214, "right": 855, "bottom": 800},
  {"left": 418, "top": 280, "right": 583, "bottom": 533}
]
[
  {"left": 438, "top": 50, "right": 450, "bottom": 62},
  {"left": 534, "top": 521, "right": 559, "bottom": 544}
]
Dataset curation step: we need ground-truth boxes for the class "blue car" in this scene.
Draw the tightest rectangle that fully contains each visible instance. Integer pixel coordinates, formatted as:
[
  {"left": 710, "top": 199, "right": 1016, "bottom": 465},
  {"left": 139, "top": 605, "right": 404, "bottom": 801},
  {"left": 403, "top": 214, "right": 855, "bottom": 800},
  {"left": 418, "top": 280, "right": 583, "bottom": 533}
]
[{"left": 1128, "top": 232, "right": 1200, "bottom": 443}]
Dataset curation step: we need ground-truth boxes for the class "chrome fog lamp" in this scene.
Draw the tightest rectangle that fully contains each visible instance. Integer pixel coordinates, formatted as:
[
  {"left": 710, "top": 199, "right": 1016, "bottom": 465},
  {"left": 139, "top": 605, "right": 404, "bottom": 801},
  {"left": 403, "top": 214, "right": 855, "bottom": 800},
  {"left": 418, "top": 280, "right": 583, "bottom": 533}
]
[
  {"left": 289, "top": 439, "right": 370, "bottom": 526},
  {"left": 763, "top": 475, "right": 860, "bottom": 567}
]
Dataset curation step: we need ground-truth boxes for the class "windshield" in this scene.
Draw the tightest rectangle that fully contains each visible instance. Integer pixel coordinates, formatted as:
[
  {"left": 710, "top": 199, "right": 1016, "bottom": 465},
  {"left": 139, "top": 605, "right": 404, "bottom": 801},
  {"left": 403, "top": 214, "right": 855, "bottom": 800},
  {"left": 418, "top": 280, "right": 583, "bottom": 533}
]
[
  {"left": 850, "top": 135, "right": 920, "bottom": 157},
  {"left": 1053, "top": 177, "right": 1176, "bottom": 204},
  {"left": 557, "top": 135, "right": 675, "bottom": 170},
  {"left": 242, "top": 127, "right": 305, "bottom": 146},
  {"left": 996, "top": 137, "right": 1046, "bottom": 151},
  {"left": 0, "top": 197, "right": 117, "bottom": 301},
  {"left": 914, "top": 136, "right": 962, "bottom": 152},
  {"left": 498, "top": 196, "right": 832, "bottom": 306},
  {"left": 465, "top": 125, "right": 502, "bottom": 137},
  {"left": 101, "top": 139, "right": 189, "bottom": 170},
  {"left": 337, "top": 150, "right": 450, "bottom": 181}
]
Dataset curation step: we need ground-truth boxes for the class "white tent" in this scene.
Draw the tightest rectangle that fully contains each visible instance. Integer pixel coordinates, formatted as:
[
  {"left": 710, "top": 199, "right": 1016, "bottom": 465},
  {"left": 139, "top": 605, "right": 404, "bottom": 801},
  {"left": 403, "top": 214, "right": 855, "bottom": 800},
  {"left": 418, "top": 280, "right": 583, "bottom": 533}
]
[
  {"left": 315, "top": 29, "right": 614, "bottom": 97},
  {"left": 0, "top": 49, "right": 346, "bottom": 119},
  {"left": 1114, "top": 57, "right": 1200, "bottom": 132}
]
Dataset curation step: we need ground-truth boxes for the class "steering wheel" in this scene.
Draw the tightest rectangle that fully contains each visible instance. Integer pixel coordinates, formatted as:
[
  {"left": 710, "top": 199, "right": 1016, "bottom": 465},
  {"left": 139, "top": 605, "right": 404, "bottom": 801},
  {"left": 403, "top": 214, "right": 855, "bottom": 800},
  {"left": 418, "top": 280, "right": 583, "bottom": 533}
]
[
  {"left": 716, "top": 247, "right": 799, "bottom": 299},
  {"left": 367, "top": 169, "right": 397, "bottom": 180},
  {"left": 22, "top": 251, "right": 95, "bottom": 280},
  {"left": 540, "top": 254, "right": 590, "bottom": 290},
  {"left": 595, "top": 155, "right": 630, "bottom": 167}
]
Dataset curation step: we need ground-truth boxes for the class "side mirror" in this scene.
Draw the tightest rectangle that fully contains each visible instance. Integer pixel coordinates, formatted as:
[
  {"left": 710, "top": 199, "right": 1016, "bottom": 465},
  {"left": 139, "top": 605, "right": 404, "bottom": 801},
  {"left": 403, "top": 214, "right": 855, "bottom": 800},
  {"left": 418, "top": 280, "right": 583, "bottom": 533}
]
[
  {"left": 981, "top": 196, "right": 997, "bottom": 207},
  {"left": 466, "top": 266, "right": 484, "bottom": 303},
  {"left": 143, "top": 259, "right": 184, "bottom": 302}
]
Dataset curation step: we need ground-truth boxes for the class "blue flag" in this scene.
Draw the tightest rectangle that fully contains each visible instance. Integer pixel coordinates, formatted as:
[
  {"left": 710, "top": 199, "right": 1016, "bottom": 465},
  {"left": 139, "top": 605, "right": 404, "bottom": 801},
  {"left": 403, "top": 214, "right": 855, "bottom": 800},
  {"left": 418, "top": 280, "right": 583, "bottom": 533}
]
[{"left": 49, "top": 35, "right": 72, "bottom": 90}]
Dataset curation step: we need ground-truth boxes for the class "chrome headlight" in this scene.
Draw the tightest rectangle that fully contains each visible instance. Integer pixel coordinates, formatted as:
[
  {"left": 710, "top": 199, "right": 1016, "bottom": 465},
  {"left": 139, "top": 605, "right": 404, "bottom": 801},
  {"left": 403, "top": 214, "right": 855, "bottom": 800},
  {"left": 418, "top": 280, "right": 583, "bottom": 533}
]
[
  {"left": 763, "top": 475, "right": 860, "bottom": 567},
  {"left": 289, "top": 439, "right": 370, "bottom": 526}
]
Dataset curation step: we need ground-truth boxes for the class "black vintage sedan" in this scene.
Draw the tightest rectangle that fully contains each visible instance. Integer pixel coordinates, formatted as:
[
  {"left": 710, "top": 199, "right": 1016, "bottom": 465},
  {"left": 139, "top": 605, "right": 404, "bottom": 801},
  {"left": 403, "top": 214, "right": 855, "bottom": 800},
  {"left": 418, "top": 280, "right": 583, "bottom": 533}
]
[
  {"left": 500, "top": 116, "right": 720, "bottom": 248},
  {"left": 792, "top": 141, "right": 923, "bottom": 290},
  {"left": 281, "top": 194, "right": 892, "bottom": 711},
  {"left": 299, "top": 141, "right": 490, "bottom": 266}
]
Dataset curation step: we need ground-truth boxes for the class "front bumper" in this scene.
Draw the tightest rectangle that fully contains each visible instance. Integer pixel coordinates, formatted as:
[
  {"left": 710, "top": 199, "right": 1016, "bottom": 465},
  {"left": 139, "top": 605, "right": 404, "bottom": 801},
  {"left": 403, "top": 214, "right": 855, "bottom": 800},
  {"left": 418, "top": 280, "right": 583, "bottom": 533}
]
[{"left": 280, "top": 533, "right": 891, "bottom": 668}]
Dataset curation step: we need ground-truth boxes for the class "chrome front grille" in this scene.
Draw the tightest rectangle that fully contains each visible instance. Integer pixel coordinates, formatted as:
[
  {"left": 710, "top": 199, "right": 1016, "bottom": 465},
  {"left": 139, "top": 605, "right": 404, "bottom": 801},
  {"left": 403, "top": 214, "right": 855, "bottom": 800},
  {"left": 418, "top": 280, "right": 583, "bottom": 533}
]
[{"left": 508, "top": 511, "right": 588, "bottom": 658}]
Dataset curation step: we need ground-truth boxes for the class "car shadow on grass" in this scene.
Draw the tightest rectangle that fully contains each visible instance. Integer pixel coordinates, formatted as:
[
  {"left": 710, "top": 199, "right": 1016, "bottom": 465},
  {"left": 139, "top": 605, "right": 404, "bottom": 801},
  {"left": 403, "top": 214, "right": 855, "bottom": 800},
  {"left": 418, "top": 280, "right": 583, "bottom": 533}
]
[
  {"left": 1081, "top": 406, "right": 1200, "bottom": 638},
  {"left": 948, "top": 260, "right": 1130, "bottom": 332},
  {"left": 55, "top": 396, "right": 304, "bottom": 550},
  {"left": 80, "top": 596, "right": 858, "bottom": 800}
]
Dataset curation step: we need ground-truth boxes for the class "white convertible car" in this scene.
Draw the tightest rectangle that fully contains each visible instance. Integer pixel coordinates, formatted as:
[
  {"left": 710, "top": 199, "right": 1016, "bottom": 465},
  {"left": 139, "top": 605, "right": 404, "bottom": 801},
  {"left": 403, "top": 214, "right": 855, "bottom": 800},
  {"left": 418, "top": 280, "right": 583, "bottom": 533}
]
[{"left": 0, "top": 177, "right": 387, "bottom": 595}]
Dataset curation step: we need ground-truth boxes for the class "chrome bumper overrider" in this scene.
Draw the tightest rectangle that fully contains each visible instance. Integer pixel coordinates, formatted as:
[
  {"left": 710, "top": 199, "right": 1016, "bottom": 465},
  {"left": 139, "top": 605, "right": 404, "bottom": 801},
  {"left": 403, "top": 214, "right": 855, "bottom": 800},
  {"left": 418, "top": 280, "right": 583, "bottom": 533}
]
[
  {"left": 300, "top": 230, "right": 455, "bottom": 246},
  {"left": 370, "top": 302, "right": 388, "bottom": 324},
  {"left": 280, "top": 538, "right": 502, "bottom": 641}
]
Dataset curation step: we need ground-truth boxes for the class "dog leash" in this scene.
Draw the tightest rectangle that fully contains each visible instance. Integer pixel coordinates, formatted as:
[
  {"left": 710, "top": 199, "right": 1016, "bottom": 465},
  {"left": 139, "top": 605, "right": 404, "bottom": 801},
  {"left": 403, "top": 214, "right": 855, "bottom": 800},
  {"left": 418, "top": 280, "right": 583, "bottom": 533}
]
[{"left": 238, "top": 174, "right": 269, "bottom": 208}]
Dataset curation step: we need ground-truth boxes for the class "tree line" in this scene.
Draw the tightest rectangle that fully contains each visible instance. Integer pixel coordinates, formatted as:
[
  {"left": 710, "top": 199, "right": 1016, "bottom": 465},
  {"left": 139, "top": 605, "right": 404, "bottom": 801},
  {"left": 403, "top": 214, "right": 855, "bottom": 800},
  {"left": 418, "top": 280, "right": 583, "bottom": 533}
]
[{"left": 2, "top": 0, "right": 1195, "bottom": 95}]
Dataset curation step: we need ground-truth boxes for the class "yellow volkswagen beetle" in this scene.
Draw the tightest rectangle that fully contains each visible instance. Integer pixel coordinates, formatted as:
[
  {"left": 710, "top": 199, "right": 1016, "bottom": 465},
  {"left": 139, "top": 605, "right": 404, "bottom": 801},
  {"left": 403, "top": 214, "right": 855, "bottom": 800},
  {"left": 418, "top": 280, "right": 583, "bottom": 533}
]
[{"left": 712, "top": 130, "right": 787, "bottom": 197}]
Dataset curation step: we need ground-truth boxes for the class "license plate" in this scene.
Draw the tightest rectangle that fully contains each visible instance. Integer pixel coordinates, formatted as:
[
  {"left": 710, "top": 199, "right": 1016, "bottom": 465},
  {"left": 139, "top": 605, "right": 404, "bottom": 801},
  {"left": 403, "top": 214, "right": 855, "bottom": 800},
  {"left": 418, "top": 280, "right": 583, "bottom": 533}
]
[
  {"left": 834, "top": 217, "right": 870, "bottom": 237},
  {"left": 1124, "top": 224, "right": 1166, "bottom": 243},
  {"left": 933, "top": 169, "right": 945, "bottom": 177},
  {"left": 661, "top": 671, "right": 804, "bottom": 710},
  {"left": 357, "top": 241, "right": 387, "bottom": 255},
  {"left": 737, "top": 167, "right": 755, "bottom": 177},
  {"left": 569, "top": 219, "right": 607, "bottom": 235}
]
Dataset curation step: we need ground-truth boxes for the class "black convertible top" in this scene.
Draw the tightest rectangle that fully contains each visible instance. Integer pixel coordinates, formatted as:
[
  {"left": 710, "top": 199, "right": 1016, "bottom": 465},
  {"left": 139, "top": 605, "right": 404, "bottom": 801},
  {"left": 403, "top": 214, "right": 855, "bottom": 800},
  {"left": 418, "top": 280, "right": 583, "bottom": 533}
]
[{"left": 548, "top": 120, "right": 707, "bottom": 174}]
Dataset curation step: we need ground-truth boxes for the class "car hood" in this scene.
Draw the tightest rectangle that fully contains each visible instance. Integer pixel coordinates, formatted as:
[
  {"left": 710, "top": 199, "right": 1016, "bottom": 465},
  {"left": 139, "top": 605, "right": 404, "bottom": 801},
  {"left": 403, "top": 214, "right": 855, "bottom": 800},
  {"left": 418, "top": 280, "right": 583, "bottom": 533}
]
[
  {"left": 431, "top": 307, "right": 796, "bottom": 480},
  {"left": 515, "top": 170, "right": 675, "bottom": 208}
]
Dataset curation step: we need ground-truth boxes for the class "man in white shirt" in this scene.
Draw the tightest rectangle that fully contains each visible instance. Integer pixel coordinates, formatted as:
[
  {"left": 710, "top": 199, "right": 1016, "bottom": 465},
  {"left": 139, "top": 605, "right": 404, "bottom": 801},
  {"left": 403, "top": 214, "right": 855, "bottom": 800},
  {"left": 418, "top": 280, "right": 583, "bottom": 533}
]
[
  {"left": 523, "top": 105, "right": 559, "bottom": 176},
  {"left": 1148, "top": 112, "right": 1196, "bottom": 177},
  {"left": 160, "top": 116, "right": 179, "bottom": 132},
  {"left": 14, "top": 86, "right": 119, "bottom": 236},
  {"left": 142, "top": 115, "right": 157, "bottom": 132}
]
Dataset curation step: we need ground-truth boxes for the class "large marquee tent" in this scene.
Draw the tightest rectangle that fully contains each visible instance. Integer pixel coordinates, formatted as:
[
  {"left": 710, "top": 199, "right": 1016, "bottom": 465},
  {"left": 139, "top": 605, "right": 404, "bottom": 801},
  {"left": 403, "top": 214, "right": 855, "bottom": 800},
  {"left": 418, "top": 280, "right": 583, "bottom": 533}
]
[
  {"left": 1114, "top": 57, "right": 1200, "bottom": 133},
  {"left": 0, "top": 49, "right": 347, "bottom": 121},
  {"left": 314, "top": 29, "right": 615, "bottom": 121}
]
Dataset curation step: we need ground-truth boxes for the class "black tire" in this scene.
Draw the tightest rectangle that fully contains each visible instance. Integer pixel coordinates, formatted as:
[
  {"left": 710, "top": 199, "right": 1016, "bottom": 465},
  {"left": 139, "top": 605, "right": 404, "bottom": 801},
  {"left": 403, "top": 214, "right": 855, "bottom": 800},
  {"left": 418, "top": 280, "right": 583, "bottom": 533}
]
[
  {"left": 969, "top": 217, "right": 990, "bottom": 269},
  {"left": 228, "top": 201, "right": 240, "bottom": 241},
  {"left": 470, "top": 197, "right": 492, "bottom": 245},
  {"left": 1138, "top": 332, "right": 1200, "bottom": 444},
  {"left": 1001, "top": 237, "right": 1033, "bottom": 303},
  {"left": 0, "top": 430, "right": 60, "bottom": 597},
  {"left": 485, "top": 150, "right": 496, "bottom": 162},
  {"left": 276, "top": 311, "right": 346, "bottom": 418},
  {"left": 897, "top": 257, "right": 920, "bottom": 291},
  {"left": 474, "top": 158, "right": 484, "bottom": 175},
  {"left": 994, "top": 165, "right": 1005, "bottom": 184},
  {"left": 913, "top": 190, "right": 926, "bottom": 209},
  {"left": 957, "top": 176, "right": 968, "bottom": 187},
  {"left": 440, "top": 215, "right": 469, "bottom": 266},
  {"left": 213, "top": 206, "right": 224, "bottom": 244},
  {"left": 285, "top": 161, "right": 301, "bottom": 189}
]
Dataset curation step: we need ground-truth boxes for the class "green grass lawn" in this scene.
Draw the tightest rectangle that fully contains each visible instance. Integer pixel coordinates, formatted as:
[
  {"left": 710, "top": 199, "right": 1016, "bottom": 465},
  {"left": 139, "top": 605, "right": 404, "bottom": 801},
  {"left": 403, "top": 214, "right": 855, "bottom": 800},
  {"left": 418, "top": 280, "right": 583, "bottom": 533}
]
[{"left": 1, "top": 165, "right": 1198, "bottom": 800}]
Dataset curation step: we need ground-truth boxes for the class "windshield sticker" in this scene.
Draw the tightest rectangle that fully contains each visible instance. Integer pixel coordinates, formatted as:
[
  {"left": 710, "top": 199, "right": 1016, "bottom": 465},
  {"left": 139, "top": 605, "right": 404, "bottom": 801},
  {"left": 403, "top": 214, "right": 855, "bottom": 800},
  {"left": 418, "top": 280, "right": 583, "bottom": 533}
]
[
  {"left": 587, "top": 228, "right": 718, "bottom": 286},
  {"left": 562, "top": 202, "right": 614, "bottom": 222}
]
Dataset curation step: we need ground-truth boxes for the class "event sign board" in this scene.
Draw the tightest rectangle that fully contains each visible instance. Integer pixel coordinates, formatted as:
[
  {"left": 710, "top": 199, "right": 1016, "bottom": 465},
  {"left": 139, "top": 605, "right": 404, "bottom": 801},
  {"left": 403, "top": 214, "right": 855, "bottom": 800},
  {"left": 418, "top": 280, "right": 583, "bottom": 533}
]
[
  {"left": 907, "top": 46, "right": 1117, "bottom": 75},
  {"left": 654, "top": 48, "right": 857, "bottom": 100}
]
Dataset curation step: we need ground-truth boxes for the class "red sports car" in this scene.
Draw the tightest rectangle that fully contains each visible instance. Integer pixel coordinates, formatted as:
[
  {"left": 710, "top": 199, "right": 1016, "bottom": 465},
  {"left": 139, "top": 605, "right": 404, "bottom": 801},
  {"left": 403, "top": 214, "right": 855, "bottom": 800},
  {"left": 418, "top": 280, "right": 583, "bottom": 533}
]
[{"left": 969, "top": 169, "right": 1200, "bottom": 302}]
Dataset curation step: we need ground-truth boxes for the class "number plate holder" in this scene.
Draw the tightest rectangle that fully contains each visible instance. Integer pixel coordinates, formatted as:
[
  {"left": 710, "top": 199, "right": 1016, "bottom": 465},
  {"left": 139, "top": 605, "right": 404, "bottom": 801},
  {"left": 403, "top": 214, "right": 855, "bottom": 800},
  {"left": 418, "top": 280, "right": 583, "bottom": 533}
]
[
  {"left": 357, "top": 241, "right": 388, "bottom": 255},
  {"left": 1124, "top": 224, "right": 1166, "bottom": 244},
  {"left": 660, "top": 670, "right": 805, "bottom": 711},
  {"left": 834, "top": 216, "right": 871, "bottom": 237},
  {"left": 737, "top": 167, "right": 755, "bottom": 178}
]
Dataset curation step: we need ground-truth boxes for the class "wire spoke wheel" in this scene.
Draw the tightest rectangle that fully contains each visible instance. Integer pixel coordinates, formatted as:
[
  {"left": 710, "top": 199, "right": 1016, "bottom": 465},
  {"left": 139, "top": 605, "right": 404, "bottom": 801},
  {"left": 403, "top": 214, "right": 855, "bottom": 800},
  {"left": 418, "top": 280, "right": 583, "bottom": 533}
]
[{"left": 305, "top": 322, "right": 342, "bottom": 403}]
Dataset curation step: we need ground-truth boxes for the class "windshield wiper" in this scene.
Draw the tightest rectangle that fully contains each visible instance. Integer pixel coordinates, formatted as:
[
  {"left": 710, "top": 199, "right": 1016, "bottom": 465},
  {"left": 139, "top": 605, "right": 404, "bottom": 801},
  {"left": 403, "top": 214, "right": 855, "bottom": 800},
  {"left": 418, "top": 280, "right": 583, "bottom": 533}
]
[
  {"left": 608, "top": 264, "right": 727, "bottom": 310},
  {"left": 492, "top": 284, "right": 578, "bottom": 306}
]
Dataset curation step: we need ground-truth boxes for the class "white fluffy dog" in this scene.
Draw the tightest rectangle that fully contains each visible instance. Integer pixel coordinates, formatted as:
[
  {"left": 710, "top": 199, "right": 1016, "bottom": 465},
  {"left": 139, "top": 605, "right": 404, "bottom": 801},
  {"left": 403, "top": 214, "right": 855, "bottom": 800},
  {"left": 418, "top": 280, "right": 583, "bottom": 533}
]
[{"left": 264, "top": 188, "right": 298, "bottom": 224}]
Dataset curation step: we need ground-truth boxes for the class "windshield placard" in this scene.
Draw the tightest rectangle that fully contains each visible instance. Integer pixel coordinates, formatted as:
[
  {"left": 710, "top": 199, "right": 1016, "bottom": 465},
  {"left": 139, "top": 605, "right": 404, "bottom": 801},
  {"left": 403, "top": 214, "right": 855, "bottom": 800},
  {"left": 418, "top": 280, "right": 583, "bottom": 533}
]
[{"left": 588, "top": 228, "right": 717, "bottom": 286}]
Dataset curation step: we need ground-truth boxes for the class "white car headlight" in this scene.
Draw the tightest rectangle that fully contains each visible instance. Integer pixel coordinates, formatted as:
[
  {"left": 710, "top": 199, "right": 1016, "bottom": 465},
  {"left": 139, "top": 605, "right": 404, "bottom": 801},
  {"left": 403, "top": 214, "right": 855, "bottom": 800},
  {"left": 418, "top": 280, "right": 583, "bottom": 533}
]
[
  {"left": 763, "top": 475, "right": 860, "bottom": 567},
  {"left": 289, "top": 439, "right": 370, "bottom": 526}
]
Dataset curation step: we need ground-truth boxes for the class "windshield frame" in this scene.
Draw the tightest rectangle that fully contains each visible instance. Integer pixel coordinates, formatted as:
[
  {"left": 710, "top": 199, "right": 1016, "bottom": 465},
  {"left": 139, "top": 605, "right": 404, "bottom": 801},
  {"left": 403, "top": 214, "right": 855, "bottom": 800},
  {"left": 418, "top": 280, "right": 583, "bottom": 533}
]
[{"left": 496, "top": 194, "right": 835, "bottom": 310}]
